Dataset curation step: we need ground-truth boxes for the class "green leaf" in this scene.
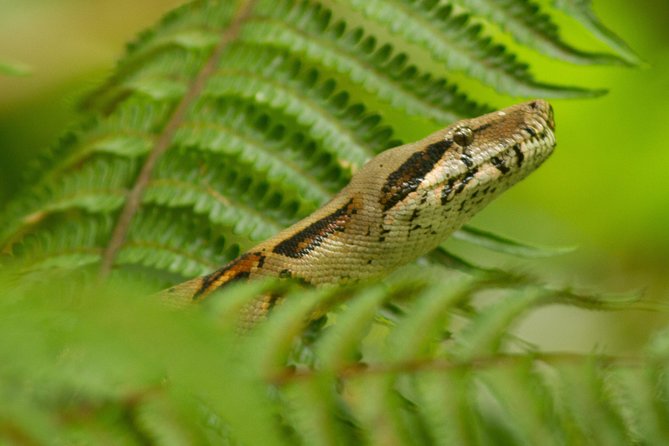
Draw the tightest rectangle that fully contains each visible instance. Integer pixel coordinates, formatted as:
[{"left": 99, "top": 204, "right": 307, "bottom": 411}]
[
  {"left": 0, "top": 0, "right": 631, "bottom": 278},
  {"left": 453, "top": 225, "right": 577, "bottom": 257},
  {"left": 451, "top": 287, "right": 543, "bottom": 361},
  {"left": 386, "top": 278, "right": 474, "bottom": 361},
  {"left": 608, "top": 368, "right": 669, "bottom": 444},
  {"left": 316, "top": 287, "right": 388, "bottom": 370},
  {"left": 414, "top": 369, "right": 480, "bottom": 445},
  {"left": 553, "top": 0, "right": 644, "bottom": 66},
  {"left": 0, "top": 57, "right": 31, "bottom": 76},
  {"left": 340, "top": 0, "right": 604, "bottom": 97},
  {"left": 552, "top": 363, "right": 632, "bottom": 445},
  {"left": 241, "top": 0, "right": 489, "bottom": 123},
  {"left": 455, "top": 0, "right": 627, "bottom": 65},
  {"left": 0, "top": 2, "right": 655, "bottom": 443},
  {"left": 479, "top": 362, "right": 564, "bottom": 445}
]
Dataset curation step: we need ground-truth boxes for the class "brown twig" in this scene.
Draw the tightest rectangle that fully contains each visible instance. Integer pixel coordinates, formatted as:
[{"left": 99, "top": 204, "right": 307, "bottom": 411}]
[
  {"left": 99, "top": 0, "right": 257, "bottom": 279},
  {"left": 270, "top": 352, "right": 644, "bottom": 386}
]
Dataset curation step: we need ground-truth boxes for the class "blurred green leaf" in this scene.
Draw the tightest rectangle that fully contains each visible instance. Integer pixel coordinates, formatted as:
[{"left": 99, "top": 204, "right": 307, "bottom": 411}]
[
  {"left": 0, "top": 58, "right": 31, "bottom": 77},
  {"left": 453, "top": 225, "right": 577, "bottom": 258},
  {"left": 553, "top": 0, "right": 643, "bottom": 66}
]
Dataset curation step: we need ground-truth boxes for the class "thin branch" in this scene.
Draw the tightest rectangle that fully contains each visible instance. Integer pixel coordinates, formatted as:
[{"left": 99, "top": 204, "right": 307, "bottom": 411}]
[
  {"left": 270, "top": 352, "right": 645, "bottom": 386},
  {"left": 99, "top": 0, "right": 257, "bottom": 278}
]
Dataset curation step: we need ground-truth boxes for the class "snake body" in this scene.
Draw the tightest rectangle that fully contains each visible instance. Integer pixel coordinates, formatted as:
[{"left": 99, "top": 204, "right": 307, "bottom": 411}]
[{"left": 162, "top": 101, "right": 556, "bottom": 312}]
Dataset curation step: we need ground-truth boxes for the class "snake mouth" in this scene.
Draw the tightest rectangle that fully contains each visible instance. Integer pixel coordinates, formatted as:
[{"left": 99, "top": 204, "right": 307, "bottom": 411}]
[
  {"left": 371, "top": 100, "right": 556, "bottom": 215},
  {"left": 489, "top": 101, "right": 557, "bottom": 173},
  {"left": 529, "top": 100, "right": 555, "bottom": 131}
]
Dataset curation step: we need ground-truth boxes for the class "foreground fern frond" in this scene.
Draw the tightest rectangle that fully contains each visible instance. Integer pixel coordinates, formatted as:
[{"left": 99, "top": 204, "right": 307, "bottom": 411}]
[
  {"left": 0, "top": 1, "right": 656, "bottom": 443},
  {"left": 1, "top": 275, "right": 666, "bottom": 445}
]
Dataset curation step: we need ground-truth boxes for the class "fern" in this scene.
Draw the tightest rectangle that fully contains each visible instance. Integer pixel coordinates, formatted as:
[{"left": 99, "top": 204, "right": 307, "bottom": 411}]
[
  {"left": 452, "top": 0, "right": 628, "bottom": 65},
  {"left": 2, "top": 273, "right": 666, "bottom": 444},
  {"left": 0, "top": 0, "right": 659, "bottom": 444},
  {"left": 0, "top": 0, "right": 632, "bottom": 276}
]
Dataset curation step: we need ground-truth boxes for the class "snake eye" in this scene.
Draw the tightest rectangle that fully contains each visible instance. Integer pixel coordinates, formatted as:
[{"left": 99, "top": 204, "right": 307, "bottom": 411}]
[{"left": 453, "top": 127, "right": 473, "bottom": 147}]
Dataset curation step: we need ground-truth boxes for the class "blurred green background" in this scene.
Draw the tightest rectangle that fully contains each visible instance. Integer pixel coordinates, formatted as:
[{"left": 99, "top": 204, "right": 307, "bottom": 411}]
[{"left": 0, "top": 0, "right": 667, "bottom": 351}]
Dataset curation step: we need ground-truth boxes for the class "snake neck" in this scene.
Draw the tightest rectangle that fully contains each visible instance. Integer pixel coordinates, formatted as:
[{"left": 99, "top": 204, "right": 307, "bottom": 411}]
[{"left": 162, "top": 100, "right": 556, "bottom": 304}]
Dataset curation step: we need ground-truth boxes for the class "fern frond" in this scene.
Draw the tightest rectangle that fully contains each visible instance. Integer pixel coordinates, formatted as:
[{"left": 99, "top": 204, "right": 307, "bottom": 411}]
[
  {"left": 450, "top": 288, "right": 544, "bottom": 361},
  {"left": 1, "top": 268, "right": 666, "bottom": 444},
  {"left": 340, "top": 0, "right": 604, "bottom": 97},
  {"left": 413, "top": 369, "right": 478, "bottom": 444},
  {"left": 145, "top": 151, "right": 287, "bottom": 242},
  {"left": 0, "top": 158, "right": 132, "bottom": 247},
  {"left": 552, "top": 363, "right": 632, "bottom": 443},
  {"left": 316, "top": 287, "right": 388, "bottom": 369},
  {"left": 611, "top": 367, "right": 669, "bottom": 443},
  {"left": 385, "top": 278, "right": 473, "bottom": 360},
  {"left": 478, "top": 363, "right": 562, "bottom": 444},
  {"left": 244, "top": 0, "right": 490, "bottom": 122},
  {"left": 553, "top": 0, "right": 643, "bottom": 66},
  {"left": 0, "top": 2, "right": 654, "bottom": 442},
  {"left": 282, "top": 378, "right": 357, "bottom": 445},
  {"left": 453, "top": 225, "right": 576, "bottom": 258},
  {"left": 11, "top": 214, "right": 112, "bottom": 273},
  {"left": 82, "top": 1, "right": 239, "bottom": 112},
  {"left": 118, "top": 207, "right": 234, "bottom": 277},
  {"left": 455, "top": 0, "right": 627, "bottom": 65},
  {"left": 133, "top": 394, "right": 203, "bottom": 446},
  {"left": 204, "top": 45, "right": 390, "bottom": 169},
  {"left": 1, "top": 0, "right": 626, "bottom": 279}
]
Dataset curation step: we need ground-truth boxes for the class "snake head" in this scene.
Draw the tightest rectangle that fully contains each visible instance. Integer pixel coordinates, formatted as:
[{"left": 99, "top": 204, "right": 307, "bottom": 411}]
[
  {"left": 431, "top": 99, "right": 557, "bottom": 207},
  {"left": 346, "top": 100, "right": 556, "bottom": 270},
  {"left": 366, "top": 100, "right": 556, "bottom": 216}
]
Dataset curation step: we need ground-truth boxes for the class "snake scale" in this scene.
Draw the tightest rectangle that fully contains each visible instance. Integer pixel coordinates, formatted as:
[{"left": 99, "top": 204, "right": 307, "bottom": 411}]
[{"left": 161, "top": 100, "right": 556, "bottom": 319}]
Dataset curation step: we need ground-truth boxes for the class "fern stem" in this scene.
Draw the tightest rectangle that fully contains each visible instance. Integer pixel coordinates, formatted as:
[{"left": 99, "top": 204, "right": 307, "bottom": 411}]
[
  {"left": 99, "top": 0, "right": 259, "bottom": 279},
  {"left": 270, "top": 352, "right": 644, "bottom": 385}
]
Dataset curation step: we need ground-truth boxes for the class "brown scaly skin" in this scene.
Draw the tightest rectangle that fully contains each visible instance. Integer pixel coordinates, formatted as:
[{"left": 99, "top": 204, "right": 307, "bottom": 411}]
[{"left": 160, "top": 100, "right": 556, "bottom": 316}]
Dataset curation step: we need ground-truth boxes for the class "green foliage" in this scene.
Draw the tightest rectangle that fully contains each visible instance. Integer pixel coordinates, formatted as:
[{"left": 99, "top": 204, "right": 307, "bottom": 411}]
[
  {"left": 552, "top": 0, "right": 643, "bottom": 66},
  {"left": 0, "top": 57, "right": 31, "bottom": 77},
  {"left": 0, "top": 0, "right": 635, "bottom": 281},
  {"left": 1, "top": 272, "right": 667, "bottom": 444},
  {"left": 0, "top": 0, "right": 660, "bottom": 443}
]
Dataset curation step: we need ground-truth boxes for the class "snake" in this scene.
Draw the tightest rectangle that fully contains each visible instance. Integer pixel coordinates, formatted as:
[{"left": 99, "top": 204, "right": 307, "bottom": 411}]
[{"left": 160, "top": 100, "right": 556, "bottom": 319}]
